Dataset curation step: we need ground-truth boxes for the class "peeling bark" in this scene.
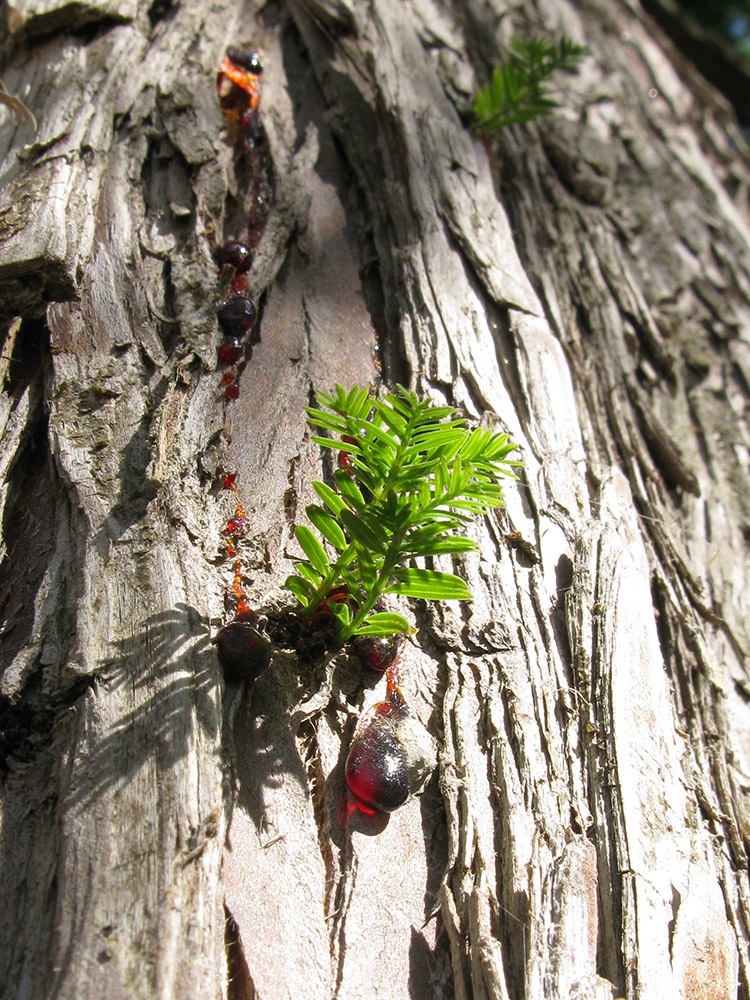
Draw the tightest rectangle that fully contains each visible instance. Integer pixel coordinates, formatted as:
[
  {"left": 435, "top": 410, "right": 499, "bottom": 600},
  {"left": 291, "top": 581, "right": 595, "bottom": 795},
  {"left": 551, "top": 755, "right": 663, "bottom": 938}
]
[{"left": 1, "top": 0, "right": 748, "bottom": 998}]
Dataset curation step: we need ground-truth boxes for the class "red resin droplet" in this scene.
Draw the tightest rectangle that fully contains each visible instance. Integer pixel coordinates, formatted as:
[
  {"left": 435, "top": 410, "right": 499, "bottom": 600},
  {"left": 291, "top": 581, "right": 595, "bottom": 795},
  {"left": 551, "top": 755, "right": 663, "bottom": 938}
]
[
  {"left": 213, "top": 618, "right": 270, "bottom": 682},
  {"left": 218, "top": 297, "right": 256, "bottom": 338},
  {"left": 215, "top": 240, "right": 252, "bottom": 274},
  {"left": 225, "top": 382, "right": 240, "bottom": 400},
  {"left": 353, "top": 633, "right": 403, "bottom": 673},
  {"left": 219, "top": 337, "right": 243, "bottom": 366},
  {"left": 224, "top": 473, "right": 237, "bottom": 490},
  {"left": 227, "top": 515, "right": 248, "bottom": 537},
  {"left": 338, "top": 435, "right": 357, "bottom": 475},
  {"left": 345, "top": 712, "right": 410, "bottom": 813}
]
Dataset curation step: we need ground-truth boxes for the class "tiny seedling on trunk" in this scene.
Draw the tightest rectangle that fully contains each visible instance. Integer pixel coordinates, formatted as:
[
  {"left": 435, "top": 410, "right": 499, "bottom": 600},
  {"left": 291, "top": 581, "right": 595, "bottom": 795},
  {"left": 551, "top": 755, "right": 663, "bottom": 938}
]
[
  {"left": 473, "top": 34, "right": 589, "bottom": 133},
  {"left": 284, "top": 385, "right": 520, "bottom": 643}
]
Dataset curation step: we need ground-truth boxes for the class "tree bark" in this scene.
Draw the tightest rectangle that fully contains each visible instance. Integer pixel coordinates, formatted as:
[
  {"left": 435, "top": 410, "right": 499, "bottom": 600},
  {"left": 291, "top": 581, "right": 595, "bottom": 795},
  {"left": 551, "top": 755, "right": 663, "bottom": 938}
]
[{"left": 0, "top": 0, "right": 748, "bottom": 998}]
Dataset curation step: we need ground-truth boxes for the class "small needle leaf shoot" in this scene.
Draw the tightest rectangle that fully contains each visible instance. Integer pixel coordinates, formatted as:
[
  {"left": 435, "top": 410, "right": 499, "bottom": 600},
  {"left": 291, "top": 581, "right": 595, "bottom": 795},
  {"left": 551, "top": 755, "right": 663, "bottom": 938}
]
[
  {"left": 473, "top": 34, "right": 589, "bottom": 133},
  {"left": 284, "top": 385, "right": 521, "bottom": 643}
]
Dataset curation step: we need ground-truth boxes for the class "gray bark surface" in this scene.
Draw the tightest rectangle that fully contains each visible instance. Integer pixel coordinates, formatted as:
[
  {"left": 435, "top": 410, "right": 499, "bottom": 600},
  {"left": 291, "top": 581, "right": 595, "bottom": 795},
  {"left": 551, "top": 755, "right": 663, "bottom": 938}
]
[{"left": 0, "top": 0, "right": 748, "bottom": 998}]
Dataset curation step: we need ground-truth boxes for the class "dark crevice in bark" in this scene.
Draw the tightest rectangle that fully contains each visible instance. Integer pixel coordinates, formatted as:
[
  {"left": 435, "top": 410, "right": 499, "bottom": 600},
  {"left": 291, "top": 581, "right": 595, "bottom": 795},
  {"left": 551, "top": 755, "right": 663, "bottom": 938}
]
[
  {"left": 297, "top": 716, "right": 337, "bottom": 918},
  {"left": 407, "top": 919, "right": 453, "bottom": 1000},
  {"left": 330, "top": 827, "right": 359, "bottom": 1000},
  {"left": 97, "top": 413, "right": 160, "bottom": 552},
  {"left": 225, "top": 902, "right": 256, "bottom": 1000},
  {"left": 450, "top": 0, "right": 505, "bottom": 85},
  {"left": 417, "top": 767, "right": 450, "bottom": 918},
  {"left": 288, "top": 3, "right": 426, "bottom": 368},
  {"left": 580, "top": 535, "right": 625, "bottom": 995},
  {"left": 147, "top": 0, "right": 177, "bottom": 29},
  {"left": 485, "top": 712, "right": 529, "bottom": 1000},
  {"left": 0, "top": 369, "right": 63, "bottom": 696},
  {"left": 2, "top": 315, "right": 48, "bottom": 393},
  {"left": 551, "top": 553, "right": 575, "bottom": 701},
  {"left": 489, "top": 671, "right": 537, "bottom": 998}
]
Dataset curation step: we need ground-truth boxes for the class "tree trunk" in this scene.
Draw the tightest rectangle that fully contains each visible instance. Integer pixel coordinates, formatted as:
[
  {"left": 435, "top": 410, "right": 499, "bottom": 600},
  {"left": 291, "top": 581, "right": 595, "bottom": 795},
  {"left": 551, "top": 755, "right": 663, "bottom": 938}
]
[{"left": 1, "top": 0, "right": 748, "bottom": 997}]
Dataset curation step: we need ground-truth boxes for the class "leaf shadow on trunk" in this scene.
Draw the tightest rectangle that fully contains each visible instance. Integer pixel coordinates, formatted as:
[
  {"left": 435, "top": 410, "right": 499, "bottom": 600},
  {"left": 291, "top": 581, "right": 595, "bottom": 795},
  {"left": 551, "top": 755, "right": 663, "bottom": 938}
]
[{"left": 60, "top": 603, "right": 222, "bottom": 811}]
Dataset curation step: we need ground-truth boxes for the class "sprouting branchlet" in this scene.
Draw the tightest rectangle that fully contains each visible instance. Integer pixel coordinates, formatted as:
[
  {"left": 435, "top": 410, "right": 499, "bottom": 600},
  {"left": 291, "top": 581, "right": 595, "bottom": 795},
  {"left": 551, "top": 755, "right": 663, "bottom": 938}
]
[
  {"left": 473, "top": 34, "right": 589, "bottom": 134},
  {"left": 284, "top": 385, "right": 521, "bottom": 643}
]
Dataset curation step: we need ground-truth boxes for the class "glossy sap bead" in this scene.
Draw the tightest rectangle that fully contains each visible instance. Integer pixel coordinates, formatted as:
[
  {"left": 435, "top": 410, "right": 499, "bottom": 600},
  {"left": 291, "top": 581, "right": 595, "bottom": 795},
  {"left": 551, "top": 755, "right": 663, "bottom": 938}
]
[
  {"left": 218, "top": 337, "right": 243, "bottom": 365},
  {"left": 345, "top": 696, "right": 436, "bottom": 813},
  {"left": 226, "top": 514, "right": 248, "bottom": 536},
  {"left": 345, "top": 714, "right": 409, "bottom": 812},
  {"left": 350, "top": 596, "right": 403, "bottom": 673},
  {"left": 218, "top": 297, "right": 256, "bottom": 338},
  {"left": 214, "top": 618, "right": 271, "bottom": 682},
  {"left": 215, "top": 241, "right": 252, "bottom": 274},
  {"left": 352, "top": 632, "right": 403, "bottom": 673},
  {"left": 226, "top": 48, "right": 263, "bottom": 75},
  {"left": 338, "top": 435, "right": 357, "bottom": 475}
]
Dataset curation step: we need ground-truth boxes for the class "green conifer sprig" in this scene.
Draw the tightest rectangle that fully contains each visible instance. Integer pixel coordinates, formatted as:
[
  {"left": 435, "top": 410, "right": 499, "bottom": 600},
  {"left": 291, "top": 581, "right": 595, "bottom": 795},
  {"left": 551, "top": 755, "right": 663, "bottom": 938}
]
[
  {"left": 284, "top": 385, "right": 520, "bottom": 643},
  {"left": 473, "top": 35, "right": 589, "bottom": 133}
]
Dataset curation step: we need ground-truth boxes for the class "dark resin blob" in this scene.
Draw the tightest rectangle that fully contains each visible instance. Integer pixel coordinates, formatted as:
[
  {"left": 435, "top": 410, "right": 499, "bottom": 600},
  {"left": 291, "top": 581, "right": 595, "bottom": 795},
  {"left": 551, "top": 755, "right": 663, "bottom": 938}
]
[
  {"left": 218, "top": 337, "right": 243, "bottom": 365},
  {"left": 226, "top": 514, "right": 248, "bottom": 536},
  {"left": 226, "top": 48, "right": 263, "bottom": 74},
  {"left": 338, "top": 435, "right": 357, "bottom": 475},
  {"left": 352, "top": 633, "right": 402, "bottom": 673},
  {"left": 214, "top": 619, "right": 271, "bottom": 682},
  {"left": 345, "top": 689, "right": 436, "bottom": 815},
  {"left": 216, "top": 241, "right": 252, "bottom": 274},
  {"left": 345, "top": 715, "right": 409, "bottom": 813},
  {"left": 218, "top": 297, "right": 256, "bottom": 337},
  {"left": 348, "top": 595, "right": 402, "bottom": 673}
]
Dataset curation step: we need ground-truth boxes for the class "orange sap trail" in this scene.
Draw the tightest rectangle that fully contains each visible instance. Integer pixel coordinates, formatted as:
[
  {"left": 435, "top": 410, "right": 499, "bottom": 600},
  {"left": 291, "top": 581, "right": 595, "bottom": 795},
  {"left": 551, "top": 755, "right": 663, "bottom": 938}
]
[
  {"left": 222, "top": 473, "right": 251, "bottom": 616},
  {"left": 215, "top": 47, "right": 269, "bottom": 620}
]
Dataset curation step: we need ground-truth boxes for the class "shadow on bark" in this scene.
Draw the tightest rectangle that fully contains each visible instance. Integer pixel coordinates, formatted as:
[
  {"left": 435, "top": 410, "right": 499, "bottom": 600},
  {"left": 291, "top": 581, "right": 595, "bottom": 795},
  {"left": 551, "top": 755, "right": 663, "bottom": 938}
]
[{"left": 63, "top": 603, "right": 219, "bottom": 810}]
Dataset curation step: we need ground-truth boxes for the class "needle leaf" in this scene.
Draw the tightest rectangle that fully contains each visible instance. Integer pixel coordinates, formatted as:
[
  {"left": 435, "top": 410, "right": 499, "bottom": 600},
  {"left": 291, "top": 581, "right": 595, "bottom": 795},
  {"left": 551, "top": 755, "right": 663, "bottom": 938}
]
[{"left": 285, "top": 385, "right": 520, "bottom": 642}]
